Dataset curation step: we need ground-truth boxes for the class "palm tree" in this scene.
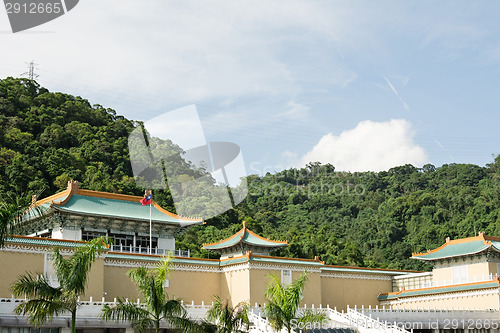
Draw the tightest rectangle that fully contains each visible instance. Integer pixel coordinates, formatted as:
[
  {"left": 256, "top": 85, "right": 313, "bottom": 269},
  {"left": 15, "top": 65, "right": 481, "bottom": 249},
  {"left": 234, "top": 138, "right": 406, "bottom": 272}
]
[
  {"left": 102, "top": 256, "right": 197, "bottom": 333},
  {"left": 204, "top": 295, "right": 249, "bottom": 333},
  {"left": 264, "top": 271, "right": 326, "bottom": 333},
  {"left": 11, "top": 237, "right": 109, "bottom": 333}
]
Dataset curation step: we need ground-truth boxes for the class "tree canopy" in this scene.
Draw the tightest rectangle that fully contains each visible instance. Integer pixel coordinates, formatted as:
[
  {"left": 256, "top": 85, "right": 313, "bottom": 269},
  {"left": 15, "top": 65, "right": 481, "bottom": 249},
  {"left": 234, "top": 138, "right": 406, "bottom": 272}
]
[{"left": 2, "top": 77, "right": 500, "bottom": 271}]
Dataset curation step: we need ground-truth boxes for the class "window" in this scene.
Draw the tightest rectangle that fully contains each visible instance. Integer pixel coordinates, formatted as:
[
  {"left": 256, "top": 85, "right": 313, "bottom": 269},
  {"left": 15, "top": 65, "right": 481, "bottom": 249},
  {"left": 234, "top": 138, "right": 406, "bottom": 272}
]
[
  {"left": 44, "top": 254, "right": 59, "bottom": 288},
  {"left": 82, "top": 231, "right": 106, "bottom": 242},
  {"left": 281, "top": 270, "right": 292, "bottom": 286},
  {"left": 136, "top": 235, "right": 158, "bottom": 249},
  {"left": 452, "top": 265, "right": 468, "bottom": 284}
]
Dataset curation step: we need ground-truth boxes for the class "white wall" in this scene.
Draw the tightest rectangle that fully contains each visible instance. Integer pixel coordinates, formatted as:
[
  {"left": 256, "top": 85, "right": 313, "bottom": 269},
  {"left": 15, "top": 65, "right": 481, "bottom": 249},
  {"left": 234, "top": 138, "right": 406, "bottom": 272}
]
[
  {"left": 51, "top": 228, "right": 82, "bottom": 241},
  {"left": 158, "top": 235, "right": 175, "bottom": 251}
]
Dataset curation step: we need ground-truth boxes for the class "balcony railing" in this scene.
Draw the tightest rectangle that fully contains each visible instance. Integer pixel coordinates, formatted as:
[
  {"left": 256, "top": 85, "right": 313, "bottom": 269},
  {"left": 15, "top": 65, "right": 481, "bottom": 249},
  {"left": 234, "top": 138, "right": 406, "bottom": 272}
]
[
  {"left": 393, "top": 273, "right": 498, "bottom": 291},
  {"left": 110, "top": 245, "right": 190, "bottom": 257}
]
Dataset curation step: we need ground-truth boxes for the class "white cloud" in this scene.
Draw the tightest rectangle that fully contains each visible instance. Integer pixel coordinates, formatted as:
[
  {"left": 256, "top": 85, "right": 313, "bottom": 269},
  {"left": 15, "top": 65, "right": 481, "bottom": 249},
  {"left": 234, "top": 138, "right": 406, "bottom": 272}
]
[{"left": 299, "top": 119, "right": 428, "bottom": 172}]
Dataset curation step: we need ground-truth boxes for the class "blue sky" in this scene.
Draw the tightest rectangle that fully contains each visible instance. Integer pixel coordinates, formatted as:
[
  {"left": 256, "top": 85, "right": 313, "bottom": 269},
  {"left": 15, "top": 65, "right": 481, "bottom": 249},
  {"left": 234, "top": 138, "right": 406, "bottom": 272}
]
[{"left": 1, "top": 1, "right": 500, "bottom": 175}]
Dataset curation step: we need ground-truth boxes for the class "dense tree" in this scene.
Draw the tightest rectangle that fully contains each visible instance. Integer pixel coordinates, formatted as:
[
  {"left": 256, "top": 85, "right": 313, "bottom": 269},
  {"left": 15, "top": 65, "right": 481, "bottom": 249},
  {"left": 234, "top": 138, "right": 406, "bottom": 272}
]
[{"left": 2, "top": 77, "right": 500, "bottom": 271}]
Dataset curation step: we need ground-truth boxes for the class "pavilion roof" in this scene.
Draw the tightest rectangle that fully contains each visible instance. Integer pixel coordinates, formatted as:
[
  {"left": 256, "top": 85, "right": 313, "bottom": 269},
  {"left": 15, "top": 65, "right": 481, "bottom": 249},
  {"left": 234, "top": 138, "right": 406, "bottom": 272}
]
[
  {"left": 202, "top": 221, "right": 288, "bottom": 250},
  {"left": 411, "top": 233, "right": 500, "bottom": 261}
]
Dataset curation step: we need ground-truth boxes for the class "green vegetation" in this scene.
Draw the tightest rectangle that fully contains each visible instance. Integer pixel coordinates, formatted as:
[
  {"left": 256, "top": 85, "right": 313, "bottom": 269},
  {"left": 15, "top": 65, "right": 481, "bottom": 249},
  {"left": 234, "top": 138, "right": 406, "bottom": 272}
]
[
  {"left": 202, "top": 296, "right": 249, "bottom": 333},
  {"left": 11, "top": 237, "right": 109, "bottom": 333},
  {"left": 264, "top": 272, "right": 326, "bottom": 333},
  {"left": 102, "top": 257, "right": 196, "bottom": 333},
  {"left": 2, "top": 77, "right": 500, "bottom": 271}
]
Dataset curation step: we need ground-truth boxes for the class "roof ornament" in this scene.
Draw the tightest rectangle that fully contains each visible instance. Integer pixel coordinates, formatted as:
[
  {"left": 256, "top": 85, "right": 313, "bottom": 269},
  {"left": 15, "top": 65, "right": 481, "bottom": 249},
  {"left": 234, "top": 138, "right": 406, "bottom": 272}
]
[
  {"left": 446, "top": 237, "right": 450, "bottom": 243},
  {"left": 67, "top": 180, "right": 80, "bottom": 194}
]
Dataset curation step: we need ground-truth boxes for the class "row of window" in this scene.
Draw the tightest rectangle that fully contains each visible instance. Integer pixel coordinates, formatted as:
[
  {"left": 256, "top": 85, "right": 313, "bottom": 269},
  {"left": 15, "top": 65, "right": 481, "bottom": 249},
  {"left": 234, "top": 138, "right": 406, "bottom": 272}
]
[{"left": 82, "top": 231, "right": 158, "bottom": 248}]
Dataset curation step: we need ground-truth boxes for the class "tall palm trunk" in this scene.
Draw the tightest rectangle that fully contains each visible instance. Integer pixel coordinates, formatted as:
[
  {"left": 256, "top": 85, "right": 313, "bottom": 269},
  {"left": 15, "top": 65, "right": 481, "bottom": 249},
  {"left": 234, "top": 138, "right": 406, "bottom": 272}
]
[{"left": 71, "top": 309, "right": 76, "bottom": 333}]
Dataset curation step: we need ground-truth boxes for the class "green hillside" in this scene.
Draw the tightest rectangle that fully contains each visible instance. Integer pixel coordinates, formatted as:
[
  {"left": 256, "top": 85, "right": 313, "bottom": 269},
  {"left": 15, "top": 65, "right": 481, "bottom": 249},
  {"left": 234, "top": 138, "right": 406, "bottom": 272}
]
[{"left": 2, "top": 77, "right": 500, "bottom": 271}]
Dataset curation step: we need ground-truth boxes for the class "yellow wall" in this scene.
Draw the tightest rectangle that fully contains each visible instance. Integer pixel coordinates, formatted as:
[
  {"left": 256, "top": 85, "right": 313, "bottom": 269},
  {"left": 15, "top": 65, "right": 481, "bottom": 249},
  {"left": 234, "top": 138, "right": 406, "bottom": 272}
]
[
  {"left": 103, "top": 264, "right": 221, "bottom": 304},
  {"left": 103, "top": 265, "right": 138, "bottom": 301},
  {"left": 248, "top": 268, "right": 322, "bottom": 307},
  {"left": 321, "top": 275, "right": 393, "bottom": 310},
  {"left": 170, "top": 269, "right": 221, "bottom": 304},
  {"left": 0, "top": 251, "right": 45, "bottom": 298},
  {"left": 249, "top": 268, "right": 275, "bottom": 306},
  {"left": 433, "top": 262, "right": 492, "bottom": 284},
  {"left": 300, "top": 270, "right": 322, "bottom": 307},
  {"left": 3, "top": 243, "right": 500, "bottom": 314},
  {"left": 84, "top": 257, "right": 104, "bottom": 300},
  {"left": 221, "top": 268, "right": 250, "bottom": 306},
  {"left": 432, "top": 266, "right": 452, "bottom": 284}
]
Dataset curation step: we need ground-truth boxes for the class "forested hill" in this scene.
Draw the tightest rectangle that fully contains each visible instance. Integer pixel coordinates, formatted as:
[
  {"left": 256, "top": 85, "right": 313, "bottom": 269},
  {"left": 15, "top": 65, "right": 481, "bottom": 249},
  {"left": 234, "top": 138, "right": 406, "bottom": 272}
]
[{"left": 2, "top": 77, "right": 500, "bottom": 271}]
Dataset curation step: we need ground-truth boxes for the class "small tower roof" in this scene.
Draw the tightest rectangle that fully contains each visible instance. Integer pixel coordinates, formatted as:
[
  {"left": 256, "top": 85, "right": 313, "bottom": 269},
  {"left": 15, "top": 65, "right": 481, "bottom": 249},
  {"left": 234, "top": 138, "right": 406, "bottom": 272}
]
[
  {"left": 412, "top": 232, "right": 500, "bottom": 261},
  {"left": 202, "top": 221, "right": 288, "bottom": 250}
]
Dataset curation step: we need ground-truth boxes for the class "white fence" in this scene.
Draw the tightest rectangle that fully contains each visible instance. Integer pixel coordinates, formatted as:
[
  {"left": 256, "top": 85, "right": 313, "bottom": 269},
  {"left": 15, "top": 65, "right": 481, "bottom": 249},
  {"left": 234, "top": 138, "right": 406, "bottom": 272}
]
[
  {"left": 110, "top": 245, "right": 190, "bottom": 257},
  {"left": 0, "top": 297, "right": 207, "bottom": 328},
  {"left": 358, "top": 305, "right": 500, "bottom": 330}
]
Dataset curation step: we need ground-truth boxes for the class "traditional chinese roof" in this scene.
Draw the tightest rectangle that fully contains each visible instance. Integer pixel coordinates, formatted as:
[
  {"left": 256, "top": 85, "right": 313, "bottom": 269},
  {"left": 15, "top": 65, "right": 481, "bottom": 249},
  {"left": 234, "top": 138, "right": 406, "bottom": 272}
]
[
  {"left": 202, "top": 221, "right": 288, "bottom": 250},
  {"left": 378, "top": 278, "right": 500, "bottom": 300},
  {"left": 411, "top": 232, "right": 500, "bottom": 261},
  {"left": 26, "top": 180, "right": 203, "bottom": 227}
]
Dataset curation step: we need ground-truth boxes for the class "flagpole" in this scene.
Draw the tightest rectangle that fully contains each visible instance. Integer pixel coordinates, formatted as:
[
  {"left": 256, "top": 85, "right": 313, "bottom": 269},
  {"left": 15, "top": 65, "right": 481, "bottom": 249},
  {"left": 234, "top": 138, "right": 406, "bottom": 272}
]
[{"left": 149, "top": 191, "right": 152, "bottom": 255}]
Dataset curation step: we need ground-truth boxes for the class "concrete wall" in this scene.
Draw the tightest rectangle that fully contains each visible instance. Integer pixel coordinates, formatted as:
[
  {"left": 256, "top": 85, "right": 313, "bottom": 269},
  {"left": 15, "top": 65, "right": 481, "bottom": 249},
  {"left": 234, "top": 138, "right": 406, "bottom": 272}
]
[
  {"left": 248, "top": 268, "right": 322, "bottom": 307},
  {"left": 170, "top": 269, "right": 220, "bottom": 304},
  {"left": 84, "top": 257, "right": 105, "bottom": 300},
  {"left": 321, "top": 274, "right": 393, "bottom": 310},
  {"left": 2, "top": 242, "right": 499, "bottom": 314},
  {"left": 221, "top": 268, "right": 250, "bottom": 306},
  {"left": 0, "top": 250, "right": 45, "bottom": 298}
]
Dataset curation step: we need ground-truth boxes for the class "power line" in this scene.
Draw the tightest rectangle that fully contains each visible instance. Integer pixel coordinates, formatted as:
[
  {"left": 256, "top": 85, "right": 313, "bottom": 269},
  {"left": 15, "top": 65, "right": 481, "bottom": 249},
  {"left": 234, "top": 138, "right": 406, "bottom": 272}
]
[{"left": 22, "top": 60, "right": 39, "bottom": 80}]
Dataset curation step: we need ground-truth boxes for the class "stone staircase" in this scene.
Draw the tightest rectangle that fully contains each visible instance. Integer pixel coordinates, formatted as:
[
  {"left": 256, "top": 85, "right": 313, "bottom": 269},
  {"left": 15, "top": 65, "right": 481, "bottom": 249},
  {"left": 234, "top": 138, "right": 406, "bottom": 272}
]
[{"left": 248, "top": 306, "right": 411, "bottom": 333}]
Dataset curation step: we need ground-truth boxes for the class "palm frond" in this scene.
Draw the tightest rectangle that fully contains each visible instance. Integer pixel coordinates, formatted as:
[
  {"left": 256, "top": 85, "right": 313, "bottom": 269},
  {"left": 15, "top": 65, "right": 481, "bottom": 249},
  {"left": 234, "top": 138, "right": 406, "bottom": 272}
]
[
  {"left": 14, "top": 298, "right": 67, "bottom": 327},
  {"left": 131, "top": 316, "right": 155, "bottom": 333},
  {"left": 284, "top": 271, "right": 308, "bottom": 316},
  {"left": 167, "top": 313, "right": 203, "bottom": 333},
  {"left": 162, "top": 298, "right": 186, "bottom": 319},
  {"left": 197, "top": 320, "right": 218, "bottom": 333},
  {"left": 11, "top": 272, "right": 61, "bottom": 300},
  {"left": 296, "top": 308, "right": 327, "bottom": 326},
  {"left": 127, "top": 266, "right": 150, "bottom": 297},
  {"left": 102, "top": 299, "right": 151, "bottom": 323},
  {"left": 207, "top": 296, "right": 249, "bottom": 333},
  {"left": 63, "top": 237, "right": 108, "bottom": 294},
  {"left": 264, "top": 271, "right": 309, "bottom": 332},
  {"left": 154, "top": 255, "right": 172, "bottom": 284},
  {"left": 264, "top": 301, "right": 287, "bottom": 331}
]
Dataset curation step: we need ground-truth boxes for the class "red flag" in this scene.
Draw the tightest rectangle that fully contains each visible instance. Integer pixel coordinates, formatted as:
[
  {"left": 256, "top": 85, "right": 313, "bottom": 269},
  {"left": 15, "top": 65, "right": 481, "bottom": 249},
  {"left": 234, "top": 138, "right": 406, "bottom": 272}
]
[{"left": 140, "top": 191, "right": 152, "bottom": 206}]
